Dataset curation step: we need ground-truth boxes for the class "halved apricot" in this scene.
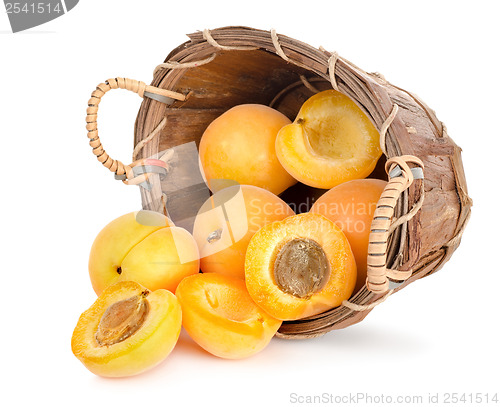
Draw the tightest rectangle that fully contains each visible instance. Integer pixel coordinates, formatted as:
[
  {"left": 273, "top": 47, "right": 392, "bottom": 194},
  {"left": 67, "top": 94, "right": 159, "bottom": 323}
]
[
  {"left": 275, "top": 90, "right": 382, "bottom": 189},
  {"left": 71, "top": 281, "right": 181, "bottom": 377},
  {"left": 311, "top": 179, "right": 387, "bottom": 293},
  {"left": 245, "top": 212, "right": 356, "bottom": 320},
  {"left": 192, "top": 185, "right": 295, "bottom": 279},
  {"left": 176, "top": 273, "right": 282, "bottom": 359}
]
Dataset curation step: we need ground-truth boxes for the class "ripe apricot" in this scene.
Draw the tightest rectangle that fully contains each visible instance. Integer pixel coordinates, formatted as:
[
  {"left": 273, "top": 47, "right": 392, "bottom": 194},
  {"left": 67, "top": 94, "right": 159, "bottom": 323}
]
[
  {"left": 176, "top": 273, "right": 282, "bottom": 359},
  {"left": 89, "top": 211, "right": 199, "bottom": 295},
  {"left": 275, "top": 90, "right": 382, "bottom": 189},
  {"left": 311, "top": 179, "right": 387, "bottom": 293},
  {"left": 199, "top": 104, "right": 297, "bottom": 195},
  {"left": 192, "top": 185, "right": 295, "bottom": 279},
  {"left": 71, "top": 281, "right": 182, "bottom": 377},
  {"left": 245, "top": 212, "right": 356, "bottom": 320}
]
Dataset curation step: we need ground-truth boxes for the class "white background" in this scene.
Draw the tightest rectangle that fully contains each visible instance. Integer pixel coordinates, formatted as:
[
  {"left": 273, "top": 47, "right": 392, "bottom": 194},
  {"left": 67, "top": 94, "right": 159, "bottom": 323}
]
[{"left": 1, "top": 1, "right": 498, "bottom": 406}]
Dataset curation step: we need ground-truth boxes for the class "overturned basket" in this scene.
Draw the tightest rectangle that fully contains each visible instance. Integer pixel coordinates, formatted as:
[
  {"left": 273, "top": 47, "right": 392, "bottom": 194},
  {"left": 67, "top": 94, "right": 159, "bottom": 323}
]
[{"left": 86, "top": 26, "right": 472, "bottom": 339}]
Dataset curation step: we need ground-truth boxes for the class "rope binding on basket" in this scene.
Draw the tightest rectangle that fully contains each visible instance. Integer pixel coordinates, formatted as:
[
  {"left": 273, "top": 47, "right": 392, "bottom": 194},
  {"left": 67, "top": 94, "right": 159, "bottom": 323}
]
[
  {"left": 365, "top": 155, "right": 425, "bottom": 295},
  {"left": 342, "top": 155, "right": 425, "bottom": 311}
]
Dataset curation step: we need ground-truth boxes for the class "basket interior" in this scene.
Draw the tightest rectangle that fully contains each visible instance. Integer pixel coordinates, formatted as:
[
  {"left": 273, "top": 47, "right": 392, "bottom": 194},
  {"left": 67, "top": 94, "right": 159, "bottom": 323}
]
[{"left": 154, "top": 48, "right": 387, "bottom": 212}]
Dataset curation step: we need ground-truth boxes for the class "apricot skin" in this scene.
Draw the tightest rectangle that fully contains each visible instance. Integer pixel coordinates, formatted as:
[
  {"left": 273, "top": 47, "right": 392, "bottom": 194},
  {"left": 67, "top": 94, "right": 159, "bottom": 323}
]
[
  {"left": 245, "top": 213, "right": 357, "bottom": 320},
  {"left": 71, "top": 281, "right": 182, "bottom": 377},
  {"left": 311, "top": 179, "right": 387, "bottom": 293},
  {"left": 176, "top": 273, "right": 282, "bottom": 359},
  {"left": 193, "top": 185, "right": 295, "bottom": 279},
  {"left": 89, "top": 212, "right": 199, "bottom": 295},
  {"left": 275, "top": 90, "right": 382, "bottom": 189},
  {"left": 199, "top": 104, "right": 297, "bottom": 195}
]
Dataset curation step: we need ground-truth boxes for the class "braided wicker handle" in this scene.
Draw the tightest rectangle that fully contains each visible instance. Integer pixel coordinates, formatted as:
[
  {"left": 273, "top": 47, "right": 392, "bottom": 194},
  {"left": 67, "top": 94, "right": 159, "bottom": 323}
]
[
  {"left": 86, "top": 77, "right": 185, "bottom": 180},
  {"left": 367, "top": 155, "right": 424, "bottom": 294}
]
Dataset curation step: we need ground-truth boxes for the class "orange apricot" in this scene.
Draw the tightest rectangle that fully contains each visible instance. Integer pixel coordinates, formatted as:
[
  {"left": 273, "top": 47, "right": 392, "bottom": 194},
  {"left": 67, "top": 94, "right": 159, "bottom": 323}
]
[
  {"left": 245, "top": 212, "right": 356, "bottom": 320},
  {"left": 275, "top": 89, "right": 382, "bottom": 189},
  {"left": 199, "top": 104, "right": 297, "bottom": 195},
  {"left": 71, "top": 281, "right": 182, "bottom": 377},
  {"left": 176, "top": 273, "right": 282, "bottom": 359},
  {"left": 310, "top": 179, "right": 387, "bottom": 293},
  {"left": 192, "top": 184, "right": 295, "bottom": 279}
]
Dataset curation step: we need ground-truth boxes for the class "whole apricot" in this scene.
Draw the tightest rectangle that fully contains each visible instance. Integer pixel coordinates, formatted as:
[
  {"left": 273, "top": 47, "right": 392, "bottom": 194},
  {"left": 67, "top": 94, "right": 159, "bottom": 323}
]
[
  {"left": 245, "top": 212, "right": 357, "bottom": 320},
  {"left": 71, "top": 281, "right": 182, "bottom": 377},
  {"left": 199, "top": 104, "right": 297, "bottom": 195},
  {"left": 275, "top": 90, "right": 382, "bottom": 189},
  {"left": 192, "top": 185, "right": 295, "bottom": 279},
  {"left": 311, "top": 179, "right": 387, "bottom": 293},
  {"left": 89, "top": 211, "right": 199, "bottom": 296},
  {"left": 176, "top": 273, "right": 282, "bottom": 359}
]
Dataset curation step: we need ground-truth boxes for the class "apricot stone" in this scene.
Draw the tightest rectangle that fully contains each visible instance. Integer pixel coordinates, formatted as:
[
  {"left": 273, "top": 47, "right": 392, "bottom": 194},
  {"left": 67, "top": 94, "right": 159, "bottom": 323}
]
[
  {"left": 71, "top": 281, "right": 181, "bottom": 377},
  {"left": 176, "top": 273, "right": 282, "bottom": 359},
  {"left": 199, "top": 104, "right": 297, "bottom": 195},
  {"left": 275, "top": 90, "right": 382, "bottom": 189},
  {"left": 245, "top": 212, "right": 357, "bottom": 320}
]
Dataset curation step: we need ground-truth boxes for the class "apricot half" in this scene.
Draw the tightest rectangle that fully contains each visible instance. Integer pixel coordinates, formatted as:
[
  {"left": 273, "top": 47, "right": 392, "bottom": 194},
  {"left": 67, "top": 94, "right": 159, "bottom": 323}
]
[
  {"left": 89, "top": 211, "right": 199, "bottom": 296},
  {"left": 245, "top": 212, "right": 357, "bottom": 320},
  {"left": 192, "top": 185, "right": 295, "bottom": 279},
  {"left": 71, "top": 281, "right": 182, "bottom": 377},
  {"left": 311, "top": 179, "right": 387, "bottom": 293},
  {"left": 275, "top": 90, "right": 382, "bottom": 189},
  {"left": 176, "top": 273, "right": 282, "bottom": 359},
  {"left": 199, "top": 104, "right": 297, "bottom": 195}
]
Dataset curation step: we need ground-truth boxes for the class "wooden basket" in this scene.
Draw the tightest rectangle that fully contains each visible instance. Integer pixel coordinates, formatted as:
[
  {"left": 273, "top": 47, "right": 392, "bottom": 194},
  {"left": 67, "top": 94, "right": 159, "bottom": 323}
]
[{"left": 86, "top": 26, "right": 472, "bottom": 339}]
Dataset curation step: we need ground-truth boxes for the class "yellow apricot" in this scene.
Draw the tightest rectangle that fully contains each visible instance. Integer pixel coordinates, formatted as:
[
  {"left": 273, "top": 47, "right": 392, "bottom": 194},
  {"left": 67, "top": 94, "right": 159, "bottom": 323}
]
[
  {"left": 71, "top": 281, "right": 181, "bottom": 377},
  {"left": 192, "top": 185, "right": 295, "bottom": 279},
  {"left": 199, "top": 104, "right": 297, "bottom": 195},
  {"left": 275, "top": 90, "right": 382, "bottom": 189},
  {"left": 176, "top": 273, "right": 282, "bottom": 359},
  {"left": 89, "top": 211, "right": 199, "bottom": 295},
  {"left": 245, "top": 212, "right": 357, "bottom": 320}
]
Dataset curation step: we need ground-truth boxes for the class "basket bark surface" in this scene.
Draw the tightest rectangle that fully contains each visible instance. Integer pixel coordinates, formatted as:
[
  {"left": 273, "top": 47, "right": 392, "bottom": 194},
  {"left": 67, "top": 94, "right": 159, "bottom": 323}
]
[{"left": 126, "top": 27, "right": 472, "bottom": 338}]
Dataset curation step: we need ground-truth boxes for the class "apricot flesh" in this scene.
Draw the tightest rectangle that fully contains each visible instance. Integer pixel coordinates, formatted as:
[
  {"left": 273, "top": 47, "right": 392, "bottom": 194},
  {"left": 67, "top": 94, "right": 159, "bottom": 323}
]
[
  {"left": 192, "top": 185, "right": 295, "bottom": 279},
  {"left": 71, "top": 281, "right": 182, "bottom": 377},
  {"left": 199, "top": 104, "right": 297, "bottom": 195},
  {"left": 245, "top": 212, "right": 357, "bottom": 320},
  {"left": 311, "top": 178, "right": 387, "bottom": 293},
  {"left": 89, "top": 211, "right": 199, "bottom": 295},
  {"left": 275, "top": 90, "right": 382, "bottom": 189},
  {"left": 176, "top": 273, "right": 282, "bottom": 359}
]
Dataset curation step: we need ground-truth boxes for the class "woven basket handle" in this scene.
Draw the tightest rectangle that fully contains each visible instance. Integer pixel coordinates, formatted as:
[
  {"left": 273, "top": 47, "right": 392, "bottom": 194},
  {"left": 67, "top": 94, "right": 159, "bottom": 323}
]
[
  {"left": 366, "top": 155, "right": 425, "bottom": 294},
  {"left": 86, "top": 77, "right": 185, "bottom": 180}
]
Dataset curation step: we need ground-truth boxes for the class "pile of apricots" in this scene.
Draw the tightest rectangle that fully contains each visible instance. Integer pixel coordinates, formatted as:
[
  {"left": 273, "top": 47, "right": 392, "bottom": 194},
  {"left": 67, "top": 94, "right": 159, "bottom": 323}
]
[{"left": 72, "top": 89, "right": 388, "bottom": 377}]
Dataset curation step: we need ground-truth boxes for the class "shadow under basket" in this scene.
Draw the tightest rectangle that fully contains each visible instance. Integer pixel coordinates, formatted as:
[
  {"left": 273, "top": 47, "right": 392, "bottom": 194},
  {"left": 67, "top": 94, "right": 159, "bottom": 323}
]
[{"left": 86, "top": 26, "right": 472, "bottom": 339}]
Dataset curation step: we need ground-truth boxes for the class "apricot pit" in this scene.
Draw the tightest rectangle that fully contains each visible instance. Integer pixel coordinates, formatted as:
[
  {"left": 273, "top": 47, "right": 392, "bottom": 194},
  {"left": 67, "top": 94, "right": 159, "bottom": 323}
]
[
  {"left": 273, "top": 238, "right": 330, "bottom": 298},
  {"left": 95, "top": 293, "right": 150, "bottom": 346}
]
